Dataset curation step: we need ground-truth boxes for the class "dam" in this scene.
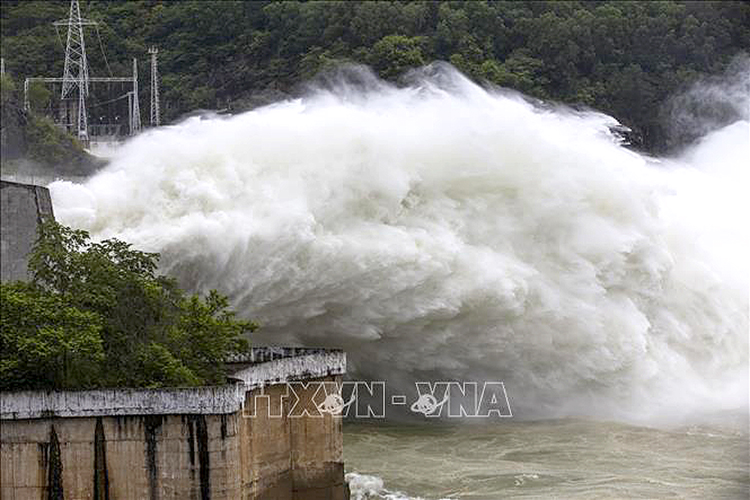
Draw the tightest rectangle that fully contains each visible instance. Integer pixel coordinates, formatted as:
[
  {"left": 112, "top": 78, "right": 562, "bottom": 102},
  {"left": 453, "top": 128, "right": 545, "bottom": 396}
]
[
  {"left": 1, "top": 347, "right": 347, "bottom": 499},
  {"left": 0, "top": 180, "right": 54, "bottom": 282},
  {"left": 0, "top": 180, "right": 349, "bottom": 498}
]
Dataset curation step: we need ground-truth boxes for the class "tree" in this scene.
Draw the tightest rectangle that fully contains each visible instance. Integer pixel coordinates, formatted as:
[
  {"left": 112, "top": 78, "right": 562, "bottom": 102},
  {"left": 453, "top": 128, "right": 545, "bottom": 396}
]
[
  {"left": 1, "top": 0, "right": 749, "bottom": 152},
  {"left": 0, "top": 220, "right": 257, "bottom": 391},
  {"left": 370, "top": 35, "right": 426, "bottom": 80},
  {"left": 0, "top": 281, "right": 104, "bottom": 390},
  {"left": 0, "top": 72, "right": 16, "bottom": 106},
  {"left": 23, "top": 114, "right": 90, "bottom": 167},
  {"left": 27, "top": 80, "right": 51, "bottom": 112},
  {"left": 491, "top": 49, "right": 549, "bottom": 98}
]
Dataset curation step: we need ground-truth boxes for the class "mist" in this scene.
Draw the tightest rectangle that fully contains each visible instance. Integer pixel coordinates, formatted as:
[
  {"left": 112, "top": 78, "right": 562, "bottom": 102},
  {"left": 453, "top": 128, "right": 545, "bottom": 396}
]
[{"left": 49, "top": 63, "right": 748, "bottom": 423}]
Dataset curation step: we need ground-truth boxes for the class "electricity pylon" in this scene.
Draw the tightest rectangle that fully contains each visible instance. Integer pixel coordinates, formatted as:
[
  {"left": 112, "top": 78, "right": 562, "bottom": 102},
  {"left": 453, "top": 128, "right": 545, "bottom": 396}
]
[
  {"left": 131, "top": 58, "right": 141, "bottom": 134},
  {"left": 54, "top": 0, "right": 98, "bottom": 141},
  {"left": 149, "top": 47, "right": 160, "bottom": 126}
]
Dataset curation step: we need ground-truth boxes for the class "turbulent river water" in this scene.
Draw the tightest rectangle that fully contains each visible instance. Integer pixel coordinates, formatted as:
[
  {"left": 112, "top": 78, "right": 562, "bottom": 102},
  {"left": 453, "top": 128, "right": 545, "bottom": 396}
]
[
  {"left": 49, "top": 63, "right": 748, "bottom": 497},
  {"left": 344, "top": 416, "right": 749, "bottom": 499}
]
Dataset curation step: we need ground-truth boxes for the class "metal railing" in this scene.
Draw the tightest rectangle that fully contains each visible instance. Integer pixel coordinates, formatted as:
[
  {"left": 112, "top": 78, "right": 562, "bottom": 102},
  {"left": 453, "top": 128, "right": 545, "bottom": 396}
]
[{"left": 225, "top": 347, "right": 344, "bottom": 365}]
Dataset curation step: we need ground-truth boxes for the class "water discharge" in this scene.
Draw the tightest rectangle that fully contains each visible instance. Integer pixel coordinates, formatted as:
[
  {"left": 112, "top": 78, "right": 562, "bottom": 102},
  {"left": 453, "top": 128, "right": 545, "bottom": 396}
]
[{"left": 50, "top": 64, "right": 748, "bottom": 424}]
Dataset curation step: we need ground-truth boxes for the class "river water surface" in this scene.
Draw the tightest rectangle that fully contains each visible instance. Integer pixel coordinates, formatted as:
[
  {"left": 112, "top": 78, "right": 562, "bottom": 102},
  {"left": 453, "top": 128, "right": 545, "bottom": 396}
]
[{"left": 344, "top": 416, "right": 749, "bottom": 499}]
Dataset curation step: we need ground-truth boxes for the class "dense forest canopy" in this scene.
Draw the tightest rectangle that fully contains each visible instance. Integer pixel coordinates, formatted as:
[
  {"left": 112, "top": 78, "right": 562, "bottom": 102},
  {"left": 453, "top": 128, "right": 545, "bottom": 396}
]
[
  {"left": 1, "top": 0, "right": 748, "bottom": 153},
  {"left": 0, "top": 220, "right": 256, "bottom": 390}
]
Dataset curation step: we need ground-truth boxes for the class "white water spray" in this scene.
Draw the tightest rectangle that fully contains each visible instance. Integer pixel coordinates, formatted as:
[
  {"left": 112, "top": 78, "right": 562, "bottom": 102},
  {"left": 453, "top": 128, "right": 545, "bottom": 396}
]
[{"left": 50, "top": 64, "right": 748, "bottom": 422}]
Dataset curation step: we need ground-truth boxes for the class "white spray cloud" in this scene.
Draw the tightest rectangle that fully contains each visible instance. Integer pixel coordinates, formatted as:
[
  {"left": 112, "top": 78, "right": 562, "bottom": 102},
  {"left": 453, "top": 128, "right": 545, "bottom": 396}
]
[
  {"left": 50, "top": 64, "right": 748, "bottom": 423},
  {"left": 664, "top": 53, "right": 750, "bottom": 148}
]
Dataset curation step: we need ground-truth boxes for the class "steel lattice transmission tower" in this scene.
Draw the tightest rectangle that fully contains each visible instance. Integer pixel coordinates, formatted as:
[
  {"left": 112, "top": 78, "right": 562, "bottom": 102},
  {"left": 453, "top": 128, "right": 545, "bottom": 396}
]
[
  {"left": 149, "top": 47, "right": 160, "bottom": 127},
  {"left": 54, "top": 0, "right": 98, "bottom": 141},
  {"left": 131, "top": 58, "right": 141, "bottom": 134}
]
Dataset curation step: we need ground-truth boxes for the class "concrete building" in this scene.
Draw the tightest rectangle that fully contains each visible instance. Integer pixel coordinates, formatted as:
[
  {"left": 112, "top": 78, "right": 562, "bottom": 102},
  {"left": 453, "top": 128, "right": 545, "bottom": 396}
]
[
  {"left": 0, "top": 347, "right": 348, "bottom": 499},
  {"left": 0, "top": 180, "right": 55, "bottom": 282}
]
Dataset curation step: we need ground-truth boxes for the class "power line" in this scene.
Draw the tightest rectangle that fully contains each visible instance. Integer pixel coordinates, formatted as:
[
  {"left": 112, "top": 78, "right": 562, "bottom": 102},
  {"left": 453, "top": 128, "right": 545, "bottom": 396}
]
[
  {"left": 95, "top": 25, "right": 113, "bottom": 77},
  {"left": 88, "top": 92, "right": 130, "bottom": 108},
  {"left": 24, "top": 0, "right": 142, "bottom": 141},
  {"left": 54, "top": 25, "right": 65, "bottom": 49}
]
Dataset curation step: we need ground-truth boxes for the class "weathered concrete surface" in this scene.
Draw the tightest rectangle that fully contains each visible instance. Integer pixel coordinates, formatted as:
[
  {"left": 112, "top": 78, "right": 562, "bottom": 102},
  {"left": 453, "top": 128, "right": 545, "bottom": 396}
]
[
  {"left": 1, "top": 385, "right": 245, "bottom": 420},
  {"left": 239, "top": 377, "right": 346, "bottom": 500},
  {"left": 0, "top": 180, "right": 54, "bottom": 282},
  {"left": 231, "top": 348, "right": 346, "bottom": 390},
  {"left": 0, "top": 349, "right": 347, "bottom": 499},
  {"left": 0, "top": 413, "right": 243, "bottom": 499},
  {"left": 2, "top": 347, "right": 346, "bottom": 420}
]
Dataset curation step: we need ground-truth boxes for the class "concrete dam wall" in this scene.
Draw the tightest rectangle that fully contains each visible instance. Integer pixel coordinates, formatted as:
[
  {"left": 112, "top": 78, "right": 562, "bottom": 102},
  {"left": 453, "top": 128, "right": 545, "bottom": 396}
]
[
  {"left": 0, "top": 348, "right": 348, "bottom": 499},
  {"left": 0, "top": 180, "right": 55, "bottom": 282}
]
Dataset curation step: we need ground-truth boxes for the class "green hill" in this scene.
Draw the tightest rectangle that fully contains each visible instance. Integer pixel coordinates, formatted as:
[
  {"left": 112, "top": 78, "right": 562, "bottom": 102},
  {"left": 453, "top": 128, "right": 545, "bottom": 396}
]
[
  {"left": 1, "top": 72, "right": 102, "bottom": 175},
  {"left": 2, "top": 0, "right": 748, "bottom": 153}
]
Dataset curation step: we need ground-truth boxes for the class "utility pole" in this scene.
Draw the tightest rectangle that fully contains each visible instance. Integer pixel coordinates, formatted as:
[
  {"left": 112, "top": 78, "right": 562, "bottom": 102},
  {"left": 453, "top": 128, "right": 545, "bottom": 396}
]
[
  {"left": 149, "top": 47, "right": 160, "bottom": 126},
  {"left": 128, "top": 91, "right": 133, "bottom": 135},
  {"left": 131, "top": 58, "right": 141, "bottom": 134},
  {"left": 23, "top": 79, "right": 29, "bottom": 111},
  {"left": 1, "top": 58, "right": 5, "bottom": 151},
  {"left": 54, "top": 0, "right": 97, "bottom": 142}
]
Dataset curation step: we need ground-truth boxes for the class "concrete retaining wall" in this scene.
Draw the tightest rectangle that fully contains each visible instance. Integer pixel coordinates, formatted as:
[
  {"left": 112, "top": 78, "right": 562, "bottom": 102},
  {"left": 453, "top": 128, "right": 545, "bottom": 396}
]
[{"left": 0, "top": 348, "right": 347, "bottom": 499}]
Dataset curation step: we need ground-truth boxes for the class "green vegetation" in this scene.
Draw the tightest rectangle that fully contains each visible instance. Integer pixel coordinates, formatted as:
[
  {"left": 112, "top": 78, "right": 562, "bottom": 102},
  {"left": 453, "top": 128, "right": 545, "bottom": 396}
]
[
  {"left": 0, "top": 220, "right": 257, "bottom": 391},
  {"left": 24, "top": 114, "right": 88, "bottom": 166},
  {"left": 0, "top": 72, "right": 15, "bottom": 103},
  {"left": 26, "top": 80, "right": 51, "bottom": 111},
  {"left": 2, "top": 1, "right": 747, "bottom": 152},
  {"left": 1, "top": 71, "right": 99, "bottom": 172}
]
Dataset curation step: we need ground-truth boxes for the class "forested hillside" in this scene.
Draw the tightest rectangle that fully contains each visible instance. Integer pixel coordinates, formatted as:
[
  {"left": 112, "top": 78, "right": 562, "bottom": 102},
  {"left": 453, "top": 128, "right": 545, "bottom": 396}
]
[{"left": 2, "top": 0, "right": 748, "bottom": 152}]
